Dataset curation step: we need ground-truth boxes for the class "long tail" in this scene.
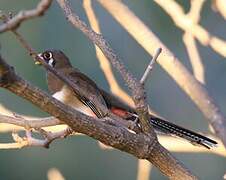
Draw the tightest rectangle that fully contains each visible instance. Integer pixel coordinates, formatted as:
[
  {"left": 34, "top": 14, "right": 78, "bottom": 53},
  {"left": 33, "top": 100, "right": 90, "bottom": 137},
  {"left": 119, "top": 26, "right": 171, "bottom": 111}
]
[{"left": 149, "top": 116, "right": 217, "bottom": 149}]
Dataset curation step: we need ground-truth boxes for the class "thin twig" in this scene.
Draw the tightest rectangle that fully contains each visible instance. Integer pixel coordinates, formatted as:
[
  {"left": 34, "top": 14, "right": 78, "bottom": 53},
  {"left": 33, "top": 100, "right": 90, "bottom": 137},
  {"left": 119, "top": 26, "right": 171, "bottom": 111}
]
[
  {"left": 3, "top": 127, "right": 72, "bottom": 149},
  {"left": 140, "top": 48, "right": 162, "bottom": 84},
  {"left": 12, "top": 31, "right": 36, "bottom": 56}
]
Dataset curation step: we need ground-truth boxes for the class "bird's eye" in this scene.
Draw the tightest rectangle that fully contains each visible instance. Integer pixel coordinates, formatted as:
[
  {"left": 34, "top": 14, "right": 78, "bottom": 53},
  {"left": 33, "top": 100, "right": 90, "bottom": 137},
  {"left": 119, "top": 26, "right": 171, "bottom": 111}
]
[
  {"left": 42, "top": 51, "right": 52, "bottom": 61},
  {"left": 41, "top": 51, "right": 56, "bottom": 67}
]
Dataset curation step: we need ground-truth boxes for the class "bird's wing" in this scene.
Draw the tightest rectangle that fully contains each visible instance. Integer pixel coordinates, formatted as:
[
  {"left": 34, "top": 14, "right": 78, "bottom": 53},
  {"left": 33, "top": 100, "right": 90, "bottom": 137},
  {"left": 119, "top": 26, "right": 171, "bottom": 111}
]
[
  {"left": 99, "top": 88, "right": 134, "bottom": 112},
  {"left": 67, "top": 69, "right": 108, "bottom": 118},
  {"left": 47, "top": 68, "right": 107, "bottom": 118}
]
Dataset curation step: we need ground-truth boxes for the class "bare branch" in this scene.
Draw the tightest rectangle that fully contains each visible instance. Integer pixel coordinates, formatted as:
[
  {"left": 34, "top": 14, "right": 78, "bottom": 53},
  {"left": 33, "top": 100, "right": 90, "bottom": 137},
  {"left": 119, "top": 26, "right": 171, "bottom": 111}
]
[
  {"left": 140, "top": 48, "right": 162, "bottom": 84},
  {"left": 154, "top": 0, "right": 226, "bottom": 57},
  {"left": 213, "top": 0, "right": 226, "bottom": 20},
  {"left": 0, "top": 114, "right": 61, "bottom": 128},
  {"left": 1, "top": 111, "right": 224, "bottom": 158},
  {"left": 0, "top": 54, "right": 150, "bottom": 153},
  {"left": 0, "top": 0, "right": 53, "bottom": 33},
  {"left": 0, "top": 54, "right": 197, "bottom": 180},
  {"left": 183, "top": 33, "right": 205, "bottom": 84},
  {"left": 183, "top": 0, "right": 205, "bottom": 84},
  {"left": 35, "top": 127, "right": 73, "bottom": 148},
  {"left": 137, "top": 160, "right": 152, "bottom": 180},
  {"left": 0, "top": 127, "right": 72, "bottom": 149}
]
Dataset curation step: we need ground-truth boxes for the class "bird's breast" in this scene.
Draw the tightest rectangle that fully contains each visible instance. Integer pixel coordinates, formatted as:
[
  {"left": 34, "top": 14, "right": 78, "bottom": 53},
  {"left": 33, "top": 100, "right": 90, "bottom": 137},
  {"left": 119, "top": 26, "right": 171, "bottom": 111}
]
[{"left": 52, "top": 86, "right": 95, "bottom": 117}]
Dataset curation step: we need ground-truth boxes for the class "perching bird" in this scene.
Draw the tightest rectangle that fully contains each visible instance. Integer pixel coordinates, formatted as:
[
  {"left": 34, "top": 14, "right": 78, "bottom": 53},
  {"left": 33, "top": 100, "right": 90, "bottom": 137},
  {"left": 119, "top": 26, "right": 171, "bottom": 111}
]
[{"left": 36, "top": 49, "right": 217, "bottom": 149}]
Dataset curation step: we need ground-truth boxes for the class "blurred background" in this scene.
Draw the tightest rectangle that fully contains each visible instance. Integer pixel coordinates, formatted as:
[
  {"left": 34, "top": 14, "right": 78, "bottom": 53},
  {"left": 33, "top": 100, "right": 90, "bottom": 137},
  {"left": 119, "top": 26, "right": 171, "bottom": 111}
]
[{"left": 0, "top": 0, "right": 226, "bottom": 179}]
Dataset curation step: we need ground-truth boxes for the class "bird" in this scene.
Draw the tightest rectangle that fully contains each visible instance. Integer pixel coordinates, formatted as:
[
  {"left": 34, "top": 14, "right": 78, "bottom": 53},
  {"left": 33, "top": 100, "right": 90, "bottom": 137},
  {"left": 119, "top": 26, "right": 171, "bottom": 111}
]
[{"left": 36, "top": 49, "right": 217, "bottom": 149}]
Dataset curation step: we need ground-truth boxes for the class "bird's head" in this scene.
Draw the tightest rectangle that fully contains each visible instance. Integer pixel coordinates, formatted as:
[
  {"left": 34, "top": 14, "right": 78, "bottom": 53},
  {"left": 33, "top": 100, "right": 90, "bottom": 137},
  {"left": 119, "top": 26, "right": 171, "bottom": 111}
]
[{"left": 36, "top": 50, "right": 72, "bottom": 69}]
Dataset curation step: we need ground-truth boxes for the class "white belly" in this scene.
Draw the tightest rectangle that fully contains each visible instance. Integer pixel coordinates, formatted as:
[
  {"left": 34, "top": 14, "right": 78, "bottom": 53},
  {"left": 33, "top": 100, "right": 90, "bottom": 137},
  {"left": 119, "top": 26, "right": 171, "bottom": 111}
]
[{"left": 52, "top": 86, "right": 95, "bottom": 117}]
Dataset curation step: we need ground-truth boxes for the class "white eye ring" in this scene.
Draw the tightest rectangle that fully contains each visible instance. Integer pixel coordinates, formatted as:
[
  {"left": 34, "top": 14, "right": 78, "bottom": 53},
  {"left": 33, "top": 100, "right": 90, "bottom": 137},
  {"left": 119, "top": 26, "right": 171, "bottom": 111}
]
[{"left": 43, "top": 52, "right": 52, "bottom": 60}]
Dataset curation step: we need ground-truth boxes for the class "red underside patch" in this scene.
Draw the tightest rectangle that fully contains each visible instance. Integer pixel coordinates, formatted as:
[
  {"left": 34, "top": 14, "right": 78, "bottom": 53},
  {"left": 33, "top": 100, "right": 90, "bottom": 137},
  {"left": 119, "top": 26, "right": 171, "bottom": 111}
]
[{"left": 110, "top": 107, "right": 128, "bottom": 118}]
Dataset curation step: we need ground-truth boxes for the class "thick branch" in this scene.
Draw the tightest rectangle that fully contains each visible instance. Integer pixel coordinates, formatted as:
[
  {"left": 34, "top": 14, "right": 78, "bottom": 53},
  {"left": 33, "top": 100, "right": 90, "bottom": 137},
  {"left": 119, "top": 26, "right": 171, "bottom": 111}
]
[
  {"left": 0, "top": 112, "right": 224, "bottom": 158},
  {"left": 0, "top": 55, "right": 195, "bottom": 179}
]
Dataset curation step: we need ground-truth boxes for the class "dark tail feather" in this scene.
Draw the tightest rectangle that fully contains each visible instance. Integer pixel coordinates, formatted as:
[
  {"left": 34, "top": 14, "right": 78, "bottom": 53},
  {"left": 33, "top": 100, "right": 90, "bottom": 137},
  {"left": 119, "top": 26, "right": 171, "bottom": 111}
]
[{"left": 149, "top": 116, "right": 217, "bottom": 149}]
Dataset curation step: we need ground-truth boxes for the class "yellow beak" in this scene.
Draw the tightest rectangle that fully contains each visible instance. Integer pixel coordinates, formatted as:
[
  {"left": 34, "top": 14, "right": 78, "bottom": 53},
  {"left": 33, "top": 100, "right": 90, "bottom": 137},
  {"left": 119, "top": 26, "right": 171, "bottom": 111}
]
[
  {"left": 35, "top": 61, "right": 41, "bottom": 65},
  {"left": 35, "top": 53, "right": 42, "bottom": 65}
]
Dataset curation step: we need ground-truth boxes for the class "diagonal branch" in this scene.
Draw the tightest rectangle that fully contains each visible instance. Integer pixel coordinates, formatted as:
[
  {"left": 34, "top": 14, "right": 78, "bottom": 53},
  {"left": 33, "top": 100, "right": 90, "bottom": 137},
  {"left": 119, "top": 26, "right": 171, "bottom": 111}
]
[
  {"left": 0, "top": 54, "right": 155, "bottom": 156},
  {"left": 0, "top": 0, "right": 53, "bottom": 32},
  {"left": 183, "top": 0, "right": 205, "bottom": 84},
  {"left": 140, "top": 48, "right": 162, "bottom": 84},
  {"left": 213, "top": 0, "right": 226, "bottom": 19},
  {"left": 0, "top": 44, "right": 195, "bottom": 180}
]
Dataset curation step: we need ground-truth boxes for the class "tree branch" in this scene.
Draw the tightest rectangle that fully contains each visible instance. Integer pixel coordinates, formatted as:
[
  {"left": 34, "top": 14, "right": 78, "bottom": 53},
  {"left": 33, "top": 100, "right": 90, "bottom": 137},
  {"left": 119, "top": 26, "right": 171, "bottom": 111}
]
[
  {"left": 0, "top": 0, "right": 53, "bottom": 32},
  {"left": 213, "top": 0, "right": 226, "bottom": 20},
  {"left": 2, "top": 127, "right": 72, "bottom": 149},
  {"left": 0, "top": 114, "right": 61, "bottom": 128},
  {"left": 183, "top": 0, "right": 205, "bottom": 84},
  {"left": 140, "top": 48, "right": 162, "bottom": 84},
  {"left": 0, "top": 51, "right": 195, "bottom": 179}
]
